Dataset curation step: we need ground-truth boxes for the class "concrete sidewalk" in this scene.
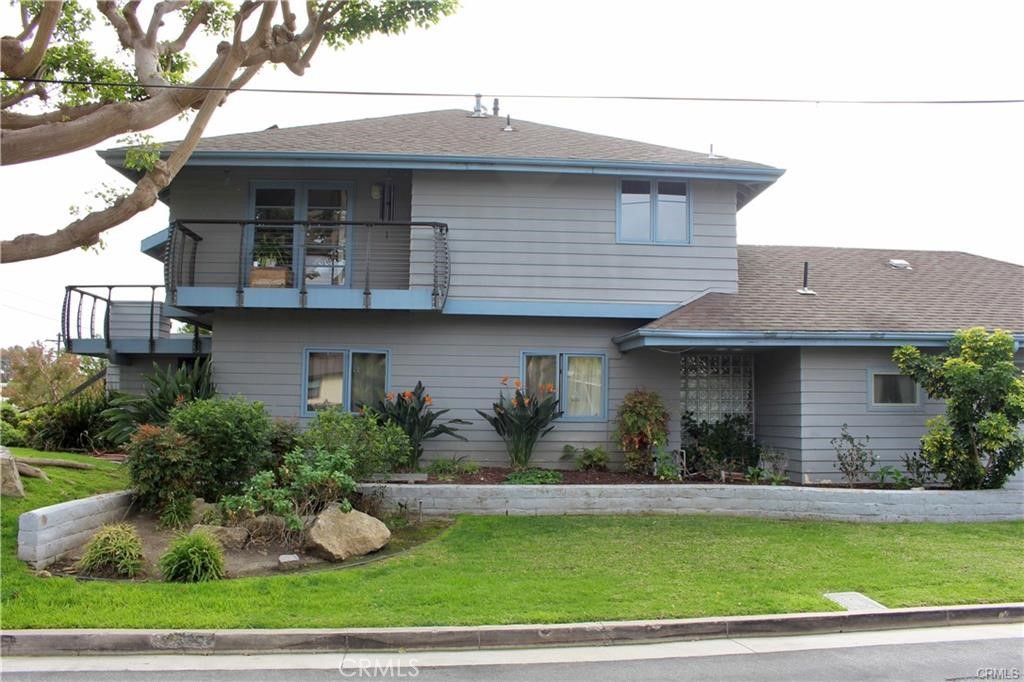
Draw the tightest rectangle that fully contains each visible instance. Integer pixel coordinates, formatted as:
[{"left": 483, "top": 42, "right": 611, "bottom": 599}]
[{"left": 2, "top": 603, "right": 1022, "bottom": 656}]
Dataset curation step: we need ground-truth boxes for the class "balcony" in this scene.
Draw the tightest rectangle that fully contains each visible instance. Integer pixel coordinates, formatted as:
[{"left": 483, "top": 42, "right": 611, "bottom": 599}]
[
  {"left": 164, "top": 219, "right": 450, "bottom": 311},
  {"left": 62, "top": 285, "right": 211, "bottom": 358}
]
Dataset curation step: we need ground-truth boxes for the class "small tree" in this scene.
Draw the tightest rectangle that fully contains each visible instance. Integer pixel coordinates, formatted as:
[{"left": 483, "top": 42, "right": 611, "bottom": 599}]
[
  {"left": 614, "top": 389, "right": 669, "bottom": 474},
  {"left": 830, "top": 424, "right": 877, "bottom": 487},
  {"left": 893, "top": 327, "right": 1024, "bottom": 489}
]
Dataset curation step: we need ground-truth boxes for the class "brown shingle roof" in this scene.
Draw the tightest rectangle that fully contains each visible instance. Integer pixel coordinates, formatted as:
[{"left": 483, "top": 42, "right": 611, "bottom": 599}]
[
  {"left": 174, "top": 109, "right": 775, "bottom": 169},
  {"left": 645, "top": 245, "right": 1024, "bottom": 334}
]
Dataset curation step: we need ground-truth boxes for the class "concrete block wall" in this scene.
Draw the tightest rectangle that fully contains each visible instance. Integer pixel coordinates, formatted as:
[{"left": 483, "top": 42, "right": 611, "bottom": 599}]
[
  {"left": 18, "top": 490, "right": 134, "bottom": 569},
  {"left": 359, "top": 484, "right": 1024, "bottom": 523}
]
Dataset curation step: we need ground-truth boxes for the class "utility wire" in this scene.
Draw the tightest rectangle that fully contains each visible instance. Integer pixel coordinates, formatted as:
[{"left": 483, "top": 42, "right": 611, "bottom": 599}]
[{"left": 3, "top": 76, "right": 1023, "bottom": 105}]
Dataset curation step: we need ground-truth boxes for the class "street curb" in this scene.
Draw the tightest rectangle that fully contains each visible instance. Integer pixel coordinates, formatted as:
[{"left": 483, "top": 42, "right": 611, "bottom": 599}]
[{"left": 2, "top": 603, "right": 1022, "bottom": 656}]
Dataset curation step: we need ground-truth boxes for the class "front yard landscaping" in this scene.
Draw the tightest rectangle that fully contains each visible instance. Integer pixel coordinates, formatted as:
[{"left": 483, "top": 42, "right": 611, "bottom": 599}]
[{"left": 2, "top": 448, "right": 1022, "bottom": 630}]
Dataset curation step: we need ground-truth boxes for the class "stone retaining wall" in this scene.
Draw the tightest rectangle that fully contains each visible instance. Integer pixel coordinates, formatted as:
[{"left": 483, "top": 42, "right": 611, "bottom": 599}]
[
  {"left": 358, "top": 484, "right": 1024, "bottom": 523},
  {"left": 18, "top": 490, "right": 134, "bottom": 569}
]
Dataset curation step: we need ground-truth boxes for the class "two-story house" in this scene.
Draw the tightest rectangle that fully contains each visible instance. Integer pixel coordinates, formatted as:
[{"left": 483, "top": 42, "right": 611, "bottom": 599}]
[{"left": 63, "top": 104, "right": 1024, "bottom": 483}]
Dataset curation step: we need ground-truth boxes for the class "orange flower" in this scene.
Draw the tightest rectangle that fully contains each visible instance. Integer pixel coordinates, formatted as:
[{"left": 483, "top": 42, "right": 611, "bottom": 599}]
[
  {"left": 500, "top": 375, "right": 510, "bottom": 386},
  {"left": 511, "top": 397, "right": 519, "bottom": 408},
  {"left": 424, "top": 395, "right": 433, "bottom": 406},
  {"left": 513, "top": 378, "right": 522, "bottom": 389},
  {"left": 548, "top": 383, "right": 556, "bottom": 393},
  {"left": 386, "top": 392, "right": 396, "bottom": 402},
  {"left": 524, "top": 397, "right": 531, "bottom": 406},
  {"left": 403, "top": 390, "right": 414, "bottom": 400}
]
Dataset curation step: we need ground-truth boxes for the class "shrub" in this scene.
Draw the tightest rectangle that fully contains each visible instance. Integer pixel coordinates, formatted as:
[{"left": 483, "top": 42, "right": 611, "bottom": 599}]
[
  {"left": 170, "top": 397, "right": 273, "bottom": 500},
  {"left": 683, "top": 412, "right": 762, "bottom": 478},
  {"left": 0, "top": 401, "right": 22, "bottom": 427},
  {"left": 427, "top": 456, "right": 480, "bottom": 481},
  {"left": 221, "top": 445, "right": 358, "bottom": 533},
  {"left": 759, "top": 448, "right": 788, "bottom": 480},
  {"left": 125, "top": 424, "right": 202, "bottom": 517},
  {"left": 894, "top": 328, "right": 1024, "bottom": 489},
  {"left": 77, "top": 523, "right": 144, "bottom": 578},
  {"left": 653, "top": 445, "right": 681, "bottom": 481},
  {"left": 503, "top": 468, "right": 563, "bottom": 485},
  {"left": 615, "top": 389, "right": 669, "bottom": 474},
  {"left": 158, "top": 495, "right": 194, "bottom": 529},
  {"left": 300, "top": 407, "right": 410, "bottom": 481},
  {"left": 1, "top": 419, "right": 27, "bottom": 447},
  {"left": 378, "top": 382, "right": 469, "bottom": 469},
  {"left": 830, "top": 424, "right": 877, "bottom": 487},
  {"left": 477, "top": 378, "right": 562, "bottom": 468},
  {"left": 26, "top": 390, "right": 114, "bottom": 452},
  {"left": 159, "top": 531, "right": 225, "bottom": 583},
  {"left": 268, "top": 418, "right": 301, "bottom": 461},
  {"left": 901, "top": 451, "right": 934, "bottom": 487},
  {"left": 563, "top": 444, "right": 610, "bottom": 472},
  {"left": 100, "top": 357, "right": 215, "bottom": 445}
]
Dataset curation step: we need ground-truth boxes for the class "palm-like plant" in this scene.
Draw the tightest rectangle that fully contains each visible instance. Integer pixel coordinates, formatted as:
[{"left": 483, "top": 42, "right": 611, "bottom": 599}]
[
  {"left": 378, "top": 381, "right": 469, "bottom": 469},
  {"left": 477, "top": 379, "right": 562, "bottom": 468}
]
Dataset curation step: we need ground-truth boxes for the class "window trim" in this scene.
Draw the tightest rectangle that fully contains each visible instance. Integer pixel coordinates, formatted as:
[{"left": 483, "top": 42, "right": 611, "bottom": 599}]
[
  {"left": 866, "top": 368, "right": 922, "bottom": 411},
  {"left": 248, "top": 181, "right": 356, "bottom": 289},
  {"left": 520, "top": 349, "right": 608, "bottom": 422},
  {"left": 615, "top": 177, "right": 693, "bottom": 245},
  {"left": 301, "top": 346, "right": 391, "bottom": 417}
]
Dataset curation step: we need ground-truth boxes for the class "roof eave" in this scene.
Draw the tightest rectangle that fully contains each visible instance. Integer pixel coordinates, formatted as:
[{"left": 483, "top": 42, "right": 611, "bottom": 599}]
[
  {"left": 613, "top": 329, "right": 1024, "bottom": 352},
  {"left": 99, "top": 148, "right": 785, "bottom": 183}
]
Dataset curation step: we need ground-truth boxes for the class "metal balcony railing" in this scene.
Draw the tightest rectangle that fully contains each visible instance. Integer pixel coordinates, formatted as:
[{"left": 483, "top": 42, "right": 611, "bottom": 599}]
[
  {"left": 62, "top": 285, "right": 165, "bottom": 353},
  {"left": 165, "top": 219, "right": 450, "bottom": 310}
]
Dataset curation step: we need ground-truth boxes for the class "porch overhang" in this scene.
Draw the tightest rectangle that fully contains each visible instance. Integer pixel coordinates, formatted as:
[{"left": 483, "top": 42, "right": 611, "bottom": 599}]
[{"left": 612, "top": 329, "right": 1024, "bottom": 352}]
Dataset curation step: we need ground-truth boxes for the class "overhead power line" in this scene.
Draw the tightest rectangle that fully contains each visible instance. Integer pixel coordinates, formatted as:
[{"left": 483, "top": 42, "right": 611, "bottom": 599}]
[{"left": 3, "top": 77, "right": 1023, "bottom": 105}]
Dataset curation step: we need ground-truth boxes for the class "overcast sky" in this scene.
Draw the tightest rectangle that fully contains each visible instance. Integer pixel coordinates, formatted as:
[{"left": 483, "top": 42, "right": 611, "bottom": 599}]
[{"left": 1, "top": 0, "right": 1022, "bottom": 349}]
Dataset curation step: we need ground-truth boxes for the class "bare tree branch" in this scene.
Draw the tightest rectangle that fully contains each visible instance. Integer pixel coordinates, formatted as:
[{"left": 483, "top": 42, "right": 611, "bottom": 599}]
[
  {"left": 161, "top": 2, "right": 212, "bottom": 54},
  {"left": 96, "top": 1, "right": 135, "bottom": 49},
  {"left": 123, "top": 1, "right": 145, "bottom": 39},
  {"left": 1, "top": 82, "right": 47, "bottom": 110},
  {"left": 1, "top": 102, "right": 107, "bottom": 130},
  {"left": 146, "top": 1, "right": 189, "bottom": 48},
  {"left": 3, "top": 1, "right": 63, "bottom": 78},
  {"left": 15, "top": 3, "right": 39, "bottom": 41}
]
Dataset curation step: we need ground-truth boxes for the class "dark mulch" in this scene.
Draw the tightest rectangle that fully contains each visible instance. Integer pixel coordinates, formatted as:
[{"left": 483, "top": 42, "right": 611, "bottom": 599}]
[{"left": 432, "top": 467, "right": 729, "bottom": 485}]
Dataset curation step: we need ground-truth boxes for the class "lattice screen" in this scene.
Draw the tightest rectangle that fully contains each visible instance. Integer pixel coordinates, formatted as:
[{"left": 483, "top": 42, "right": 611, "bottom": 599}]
[{"left": 679, "top": 353, "right": 755, "bottom": 434}]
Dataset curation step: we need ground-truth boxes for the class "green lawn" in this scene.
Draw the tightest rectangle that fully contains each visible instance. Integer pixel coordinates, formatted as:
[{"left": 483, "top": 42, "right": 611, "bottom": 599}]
[{"left": 2, "top": 447, "right": 1022, "bottom": 629}]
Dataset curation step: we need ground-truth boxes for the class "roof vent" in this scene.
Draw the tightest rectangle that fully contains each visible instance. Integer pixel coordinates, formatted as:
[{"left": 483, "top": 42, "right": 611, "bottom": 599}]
[
  {"left": 707, "top": 143, "right": 721, "bottom": 159},
  {"left": 493, "top": 98, "right": 500, "bottom": 116},
  {"left": 503, "top": 115, "right": 514, "bottom": 132},
  {"left": 797, "top": 261, "right": 816, "bottom": 295},
  {"left": 470, "top": 93, "right": 488, "bottom": 118},
  {"left": 888, "top": 258, "right": 912, "bottom": 270}
]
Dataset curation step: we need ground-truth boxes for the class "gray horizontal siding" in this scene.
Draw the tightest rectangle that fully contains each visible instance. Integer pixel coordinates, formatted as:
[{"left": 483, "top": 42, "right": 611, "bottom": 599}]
[
  {"left": 107, "top": 302, "right": 171, "bottom": 340},
  {"left": 167, "top": 168, "right": 413, "bottom": 290},
  {"left": 796, "top": 347, "right": 945, "bottom": 482},
  {"left": 210, "top": 310, "right": 680, "bottom": 467},
  {"left": 410, "top": 171, "right": 738, "bottom": 306},
  {"left": 754, "top": 348, "right": 802, "bottom": 477}
]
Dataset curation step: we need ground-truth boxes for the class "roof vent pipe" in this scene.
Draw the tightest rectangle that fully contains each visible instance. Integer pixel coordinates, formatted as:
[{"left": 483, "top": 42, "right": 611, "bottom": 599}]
[
  {"left": 503, "top": 114, "right": 514, "bottom": 132},
  {"left": 471, "top": 93, "right": 488, "bottom": 117},
  {"left": 797, "top": 261, "right": 817, "bottom": 295},
  {"left": 493, "top": 98, "right": 500, "bottom": 116}
]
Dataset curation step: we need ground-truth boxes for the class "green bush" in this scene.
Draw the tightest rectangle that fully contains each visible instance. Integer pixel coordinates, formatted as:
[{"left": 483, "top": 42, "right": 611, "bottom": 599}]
[
  {"left": 614, "top": 389, "right": 669, "bottom": 474},
  {"left": 101, "top": 358, "right": 215, "bottom": 445},
  {"left": 427, "top": 456, "right": 480, "bottom": 481},
  {"left": 1, "top": 419, "right": 27, "bottom": 447},
  {"left": 378, "top": 382, "right": 469, "bottom": 469},
  {"left": 683, "top": 412, "right": 762, "bottom": 477},
  {"left": 503, "top": 468, "right": 563, "bottom": 485},
  {"left": 1, "top": 402, "right": 23, "bottom": 428},
  {"left": 25, "top": 390, "right": 114, "bottom": 452},
  {"left": 125, "top": 424, "right": 202, "bottom": 517},
  {"left": 830, "top": 424, "right": 877, "bottom": 487},
  {"left": 563, "top": 444, "right": 609, "bottom": 472},
  {"left": 477, "top": 380, "right": 562, "bottom": 468},
  {"left": 894, "top": 328, "right": 1024, "bottom": 489},
  {"left": 653, "top": 445, "right": 680, "bottom": 481},
  {"left": 221, "top": 445, "right": 357, "bottom": 532},
  {"left": 158, "top": 531, "right": 225, "bottom": 583},
  {"left": 268, "top": 418, "right": 301, "bottom": 461},
  {"left": 300, "top": 407, "right": 410, "bottom": 481},
  {"left": 77, "top": 523, "right": 144, "bottom": 578},
  {"left": 170, "top": 397, "right": 273, "bottom": 500}
]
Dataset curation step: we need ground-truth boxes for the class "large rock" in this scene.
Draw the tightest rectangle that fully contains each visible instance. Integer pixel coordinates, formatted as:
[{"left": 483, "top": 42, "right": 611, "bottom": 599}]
[
  {"left": 1, "top": 447, "right": 24, "bottom": 498},
  {"left": 191, "top": 498, "right": 220, "bottom": 525},
  {"left": 304, "top": 504, "right": 390, "bottom": 562},
  {"left": 190, "top": 524, "right": 249, "bottom": 550},
  {"left": 245, "top": 514, "right": 288, "bottom": 542}
]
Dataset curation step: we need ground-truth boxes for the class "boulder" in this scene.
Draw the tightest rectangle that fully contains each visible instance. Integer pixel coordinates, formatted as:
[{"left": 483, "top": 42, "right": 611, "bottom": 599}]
[
  {"left": 244, "top": 514, "right": 288, "bottom": 542},
  {"left": 190, "top": 524, "right": 249, "bottom": 550},
  {"left": 304, "top": 504, "right": 390, "bottom": 562},
  {"left": 191, "top": 498, "right": 220, "bottom": 525},
  {"left": 0, "top": 447, "right": 24, "bottom": 498}
]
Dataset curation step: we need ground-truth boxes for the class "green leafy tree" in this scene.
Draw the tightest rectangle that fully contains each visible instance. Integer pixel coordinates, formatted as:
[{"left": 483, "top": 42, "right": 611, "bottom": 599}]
[
  {"left": 893, "top": 328, "right": 1024, "bottom": 489},
  {"left": 1, "top": 0, "right": 458, "bottom": 263}
]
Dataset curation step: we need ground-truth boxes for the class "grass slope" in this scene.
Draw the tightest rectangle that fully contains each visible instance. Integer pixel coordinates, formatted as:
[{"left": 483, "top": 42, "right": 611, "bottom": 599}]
[{"left": 2, "top": 448, "right": 1022, "bottom": 629}]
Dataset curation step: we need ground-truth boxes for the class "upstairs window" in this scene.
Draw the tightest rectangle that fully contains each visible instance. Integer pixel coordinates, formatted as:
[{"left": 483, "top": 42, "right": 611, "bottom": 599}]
[{"left": 618, "top": 180, "right": 689, "bottom": 244}]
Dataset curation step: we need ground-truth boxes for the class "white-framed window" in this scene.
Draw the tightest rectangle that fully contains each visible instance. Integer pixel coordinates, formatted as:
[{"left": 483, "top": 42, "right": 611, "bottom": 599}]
[
  {"left": 303, "top": 348, "right": 388, "bottom": 415},
  {"left": 522, "top": 351, "right": 606, "bottom": 420},
  {"left": 617, "top": 179, "right": 690, "bottom": 244},
  {"left": 868, "top": 370, "right": 919, "bottom": 407}
]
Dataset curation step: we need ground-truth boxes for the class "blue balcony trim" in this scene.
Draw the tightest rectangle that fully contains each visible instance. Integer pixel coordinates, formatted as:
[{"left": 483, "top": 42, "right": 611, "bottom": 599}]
[
  {"left": 69, "top": 337, "right": 211, "bottom": 358},
  {"left": 613, "top": 329, "right": 1024, "bottom": 351},
  {"left": 442, "top": 299, "right": 674, "bottom": 319},
  {"left": 140, "top": 228, "right": 169, "bottom": 259},
  {"left": 173, "top": 286, "right": 434, "bottom": 310},
  {"left": 102, "top": 148, "right": 784, "bottom": 184}
]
